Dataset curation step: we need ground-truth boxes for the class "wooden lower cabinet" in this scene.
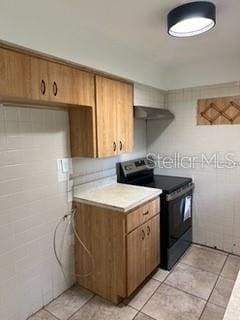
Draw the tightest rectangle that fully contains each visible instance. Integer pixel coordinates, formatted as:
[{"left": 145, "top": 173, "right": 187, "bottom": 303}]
[
  {"left": 127, "top": 224, "right": 146, "bottom": 295},
  {"left": 74, "top": 197, "right": 160, "bottom": 304},
  {"left": 145, "top": 215, "right": 160, "bottom": 278},
  {"left": 127, "top": 215, "right": 160, "bottom": 295}
]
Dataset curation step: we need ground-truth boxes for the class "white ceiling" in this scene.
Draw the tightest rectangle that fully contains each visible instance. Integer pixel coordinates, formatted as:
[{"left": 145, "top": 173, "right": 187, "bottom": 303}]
[{"left": 1, "top": 0, "right": 240, "bottom": 89}]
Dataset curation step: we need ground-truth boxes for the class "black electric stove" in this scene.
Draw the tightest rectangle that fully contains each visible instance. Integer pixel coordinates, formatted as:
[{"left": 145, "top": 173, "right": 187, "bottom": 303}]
[{"left": 117, "top": 157, "right": 194, "bottom": 270}]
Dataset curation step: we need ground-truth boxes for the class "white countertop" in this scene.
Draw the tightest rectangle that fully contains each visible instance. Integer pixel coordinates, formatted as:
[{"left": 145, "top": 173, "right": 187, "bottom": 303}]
[
  {"left": 74, "top": 182, "right": 162, "bottom": 212},
  {"left": 223, "top": 270, "right": 240, "bottom": 320}
]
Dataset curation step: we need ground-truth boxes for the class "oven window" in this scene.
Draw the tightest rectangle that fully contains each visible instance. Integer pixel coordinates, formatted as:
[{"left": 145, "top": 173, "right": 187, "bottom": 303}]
[{"left": 168, "top": 193, "right": 192, "bottom": 246}]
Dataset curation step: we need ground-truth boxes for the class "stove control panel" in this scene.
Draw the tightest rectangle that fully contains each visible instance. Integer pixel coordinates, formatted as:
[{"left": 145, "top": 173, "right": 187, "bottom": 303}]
[
  {"left": 135, "top": 160, "right": 145, "bottom": 167},
  {"left": 120, "top": 157, "right": 154, "bottom": 176},
  {"left": 124, "top": 164, "right": 134, "bottom": 171}
]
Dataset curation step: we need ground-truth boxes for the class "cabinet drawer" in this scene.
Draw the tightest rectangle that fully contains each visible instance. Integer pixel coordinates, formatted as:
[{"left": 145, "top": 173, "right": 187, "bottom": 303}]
[{"left": 126, "top": 197, "right": 160, "bottom": 233}]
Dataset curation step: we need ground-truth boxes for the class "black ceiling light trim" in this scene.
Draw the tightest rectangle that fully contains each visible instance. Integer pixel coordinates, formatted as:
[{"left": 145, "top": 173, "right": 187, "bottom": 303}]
[{"left": 168, "top": 1, "right": 216, "bottom": 37}]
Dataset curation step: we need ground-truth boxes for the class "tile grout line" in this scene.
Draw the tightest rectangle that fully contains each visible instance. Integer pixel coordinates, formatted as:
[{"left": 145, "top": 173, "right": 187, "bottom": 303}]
[
  {"left": 137, "top": 262, "right": 178, "bottom": 311},
  {"left": 123, "top": 279, "right": 163, "bottom": 311},
  {"left": 162, "top": 282, "right": 208, "bottom": 302},
  {"left": 132, "top": 310, "right": 156, "bottom": 320},
  {"left": 197, "top": 252, "right": 229, "bottom": 320},
  {"left": 44, "top": 309, "right": 61, "bottom": 320},
  {"left": 127, "top": 246, "right": 202, "bottom": 319},
  {"left": 66, "top": 294, "right": 96, "bottom": 320},
  {"left": 179, "top": 260, "right": 226, "bottom": 276},
  {"left": 192, "top": 243, "right": 230, "bottom": 256},
  {"left": 136, "top": 245, "right": 230, "bottom": 320},
  {"left": 137, "top": 281, "right": 163, "bottom": 313},
  {"left": 35, "top": 245, "right": 236, "bottom": 320},
  {"left": 133, "top": 267, "right": 176, "bottom": 318}
]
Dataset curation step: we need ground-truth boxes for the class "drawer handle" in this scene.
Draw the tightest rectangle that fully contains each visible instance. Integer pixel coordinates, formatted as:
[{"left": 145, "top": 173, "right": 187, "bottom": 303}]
[
  {"left": 41, "top": 80, "right": 46, "bottom": 95},
  {"left": 141, "top": 229, "right": 145, "bottom": 240},
  {"left": 53, "top": 81, "right": 58, "bottom": 96},
  {"left": 147, "top": 226, "right": 151, "bottom": 236},
  {"left": 113, "top": 141, "right": 117, "bottom": 152},
  {"left": 119, "top": 141, "right": 123, "bottom": 151},
  {"left": 143, "top": 210, "right": 149, "bottom": 216}
]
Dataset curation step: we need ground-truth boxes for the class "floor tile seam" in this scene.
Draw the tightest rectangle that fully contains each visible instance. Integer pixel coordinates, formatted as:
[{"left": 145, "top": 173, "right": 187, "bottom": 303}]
[
  {"left": 136, "top": 281, "right": 163, "bottom": 313},
  {"left": 162, "top": 282, "right": 208, "bottom": 302},
  {"left": 198, "top": 252, "right": 229, "bottom": 319},
  {"left": 140, "top": 309, "right": 161, "bottom": 320},
  {"left": 176, "top": 261, "right": 223, "bottom": 277},
  {"left": 179, "top": 261, "right": 225, "bottom": 276},
  {"left": 43, "top": 309, "right": 61, "bottom": 320},
  {"left": 192, "top": 243, "right": 229, "bottom": 256},
  {"left": 132, "top": 311, "right": 140, "bottom": 320},
  {"left": 66, "top": 294, "right": 96, "bottom": 320}
]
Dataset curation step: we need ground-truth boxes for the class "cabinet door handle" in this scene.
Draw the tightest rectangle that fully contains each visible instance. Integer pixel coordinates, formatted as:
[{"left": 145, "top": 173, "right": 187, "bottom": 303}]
[
  {"left": 41, "top": 80, "right": 46, "bottom": 95},
  {"left": 147, "top": 226, "right": 151, "bottom": 236},
  {"left": 141, "top": 229, "right": 145, "bottom": 240},
  {"left": 113, "top": 141, "right": 117, "bottom": 152},
  {"left": 53, "top": 81, "right": 58, "bottom": 96},
  {"left": 143, "top": 210, "right": 149, "bottom": 216},
  {"left": 119, "top": 141, "right": 123, "bottom": 151}
]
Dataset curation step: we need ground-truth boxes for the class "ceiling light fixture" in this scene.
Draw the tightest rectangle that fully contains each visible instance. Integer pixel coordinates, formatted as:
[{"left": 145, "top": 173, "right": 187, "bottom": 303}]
[{"left": 167, "top": 1, "right": 216, "bottom": 37}]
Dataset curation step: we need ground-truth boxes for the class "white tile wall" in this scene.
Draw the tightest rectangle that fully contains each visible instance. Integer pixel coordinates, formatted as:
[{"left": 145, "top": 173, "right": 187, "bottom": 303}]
[
  {"left": 0, "top": 105, "right": 74, "bottom": 320},
  {"left": 134, "top": 83, "right": 166, "bottom": 109},
  {"left": 0, "top": 83, "right": 164, "bottom": 319},
  {"left": 147, "top": 81, "right": 240, "bottom": 255}
]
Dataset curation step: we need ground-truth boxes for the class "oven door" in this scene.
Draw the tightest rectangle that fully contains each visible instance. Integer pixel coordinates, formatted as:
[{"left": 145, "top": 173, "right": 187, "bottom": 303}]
[{"left": 167, "top": 184, "right": 194, "bottom": 247}]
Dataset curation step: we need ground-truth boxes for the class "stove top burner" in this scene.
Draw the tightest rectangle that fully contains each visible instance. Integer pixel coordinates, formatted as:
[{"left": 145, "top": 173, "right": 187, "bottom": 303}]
[
  {"left": 143, "top": 175, "right": 192, "bottom": 194},
  {"left": 116, "top": 157, "right": 192, "bottom": 193}
]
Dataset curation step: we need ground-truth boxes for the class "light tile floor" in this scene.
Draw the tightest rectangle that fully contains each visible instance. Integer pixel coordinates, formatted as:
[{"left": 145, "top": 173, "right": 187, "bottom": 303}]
[{"left": 28, "top": 245, "right": 240, "bottom": 320}]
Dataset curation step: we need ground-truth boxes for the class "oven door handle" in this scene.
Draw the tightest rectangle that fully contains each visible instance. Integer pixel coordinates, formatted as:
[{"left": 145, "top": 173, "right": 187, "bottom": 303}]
[{"left": 166, "top": 183, "right": 194, "bottom": 202}]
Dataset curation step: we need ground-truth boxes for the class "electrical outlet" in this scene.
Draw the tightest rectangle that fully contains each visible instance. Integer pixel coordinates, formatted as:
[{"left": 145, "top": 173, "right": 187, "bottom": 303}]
[{"left": 57, "top": 158, "right": 72, "bottom": 182}]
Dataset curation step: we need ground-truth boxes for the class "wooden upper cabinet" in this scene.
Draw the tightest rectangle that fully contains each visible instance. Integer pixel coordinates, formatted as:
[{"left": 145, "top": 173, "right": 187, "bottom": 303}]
[
  {"left": 71, "top": 68, "right": 95, "bottom": 107},
  {"left": 95, "top": 76, "right": 118, "bottom": 157},
  {"left": 116, "top": 81, "right": 133, "bottom": 154},
  {"left": 30, "top": 57, "right": 50, "bottom": 101},
  {"left": 0, "top": 48, "right": 33, "bottom": 101},
  {"left": 95, "top": 76, "right": 133, "bottom": 157},
  {"left": 0, "top": 47, "right": 133, "bottom": 159},
  {"left": 0, "top": 47, "right": 94, "bottom": 107},
  {"left": 48, "top": 63, "right": 95, "bottom": 107},
  {"left": 47, "top": 62, "right": 73, "bottom": 104}
]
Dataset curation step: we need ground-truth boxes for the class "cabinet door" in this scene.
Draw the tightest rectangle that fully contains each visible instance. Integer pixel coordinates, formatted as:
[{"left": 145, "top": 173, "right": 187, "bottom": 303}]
[
  {"left": 48, "top": 63, "right": 95, "bottom": 107},
  {"left": 0, "top": 48, "right": 33, "bottom": 101},
  {"left": 30, "top": 57, "right": 50, "bottom": 101},
  {"left": 145, "top": 214, "right": 160, "bottom": 277},
  {"left": 47, "top": 62, "right": 73, "bottom": 104},
  {"left": 127, "top": 226, "right": 146, "bottom": 295},
  {"left": 72, "top": 69, "right": 95, "bottom": 107},
  {"left": 95, "top": 76, "right": 118, "bottom": 157},
  {"left": 116, "top": 81, "right": 133, "bottom": 154}
]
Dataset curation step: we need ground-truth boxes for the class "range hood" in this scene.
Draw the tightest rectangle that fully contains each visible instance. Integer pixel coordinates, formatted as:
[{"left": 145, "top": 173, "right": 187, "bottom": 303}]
[{"left": 134, "top": 106, "right": 174, "bottom": 121}]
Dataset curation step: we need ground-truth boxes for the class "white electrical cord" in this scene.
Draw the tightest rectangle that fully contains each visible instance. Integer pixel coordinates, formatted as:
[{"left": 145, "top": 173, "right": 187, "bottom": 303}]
[{"left": 53, "top": 208, "right": 95, "bottom": 281}]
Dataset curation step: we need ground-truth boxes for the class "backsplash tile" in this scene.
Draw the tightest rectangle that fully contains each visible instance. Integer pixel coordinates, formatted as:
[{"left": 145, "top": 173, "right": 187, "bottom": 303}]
[
  {"left": 147, "top": 82, "right": 240, "bottom": 254},
  {"left": 0, "top": 83, "right": 181, "bottom": 319},
  {"left": 0, "top": 105, "right": 74, "bottom": 320},
  {"left": 134, "top": 82, "right": 166, "bottom": 108}
]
